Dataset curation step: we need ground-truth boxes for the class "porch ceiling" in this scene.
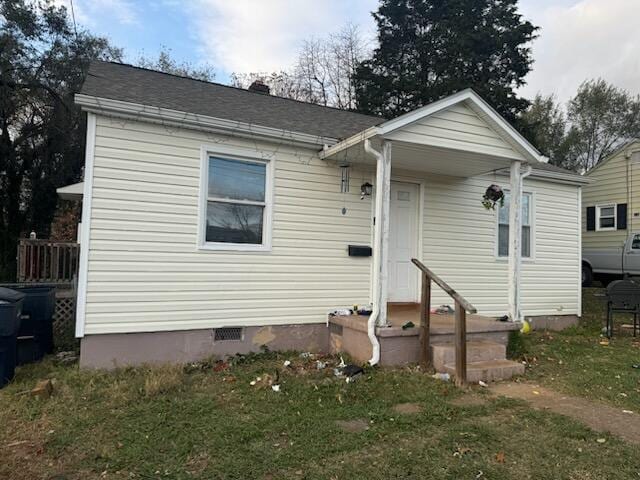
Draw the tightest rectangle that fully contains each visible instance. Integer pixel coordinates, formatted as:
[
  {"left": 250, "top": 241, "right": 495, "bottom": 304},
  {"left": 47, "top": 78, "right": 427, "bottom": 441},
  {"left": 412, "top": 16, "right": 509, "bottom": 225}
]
[
  {"left": 323, "top": 139, "right": 518, "bottom": 178},
  {"left": 57, "top": 181, "right": 84, "bottom": 201}
]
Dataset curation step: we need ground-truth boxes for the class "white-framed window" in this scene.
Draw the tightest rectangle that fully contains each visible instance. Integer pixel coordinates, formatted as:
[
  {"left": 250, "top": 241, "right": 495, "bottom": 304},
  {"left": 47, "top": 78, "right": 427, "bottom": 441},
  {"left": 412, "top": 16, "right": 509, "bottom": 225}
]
[
  {"left": 497, "top": 191, "right": 532, "bottom": 258},
  {"left": 198, "top": 150, "right": 273, "bottom": 251},
  {"left": 596, "top": 204, "right": 616, "bottom": 231}
]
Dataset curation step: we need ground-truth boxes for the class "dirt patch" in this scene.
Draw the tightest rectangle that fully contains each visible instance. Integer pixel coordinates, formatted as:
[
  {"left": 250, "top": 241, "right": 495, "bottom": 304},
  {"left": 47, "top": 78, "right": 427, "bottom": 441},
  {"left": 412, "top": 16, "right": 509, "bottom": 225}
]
[
  {"left": 491, "top": 382, "right": 640, "bottom": 445},
  {"left": 335, "top": 419, "right": 370, "bottom": 433},
  {"left": 392, "top": 403, "right": 424, "bottom": 414},
  {"left": 449, "top": 395, "right": 489, "bottom": 407},
  {"left": 185, "top": 452, "right": 210, "bottom": 475}
]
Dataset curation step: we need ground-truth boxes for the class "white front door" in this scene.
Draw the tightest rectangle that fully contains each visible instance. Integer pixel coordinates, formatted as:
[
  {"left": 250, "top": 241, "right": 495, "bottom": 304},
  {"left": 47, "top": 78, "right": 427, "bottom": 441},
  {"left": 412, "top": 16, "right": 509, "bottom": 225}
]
[{"left": 388, "top": 181, "right": 419, "bottom": 302}]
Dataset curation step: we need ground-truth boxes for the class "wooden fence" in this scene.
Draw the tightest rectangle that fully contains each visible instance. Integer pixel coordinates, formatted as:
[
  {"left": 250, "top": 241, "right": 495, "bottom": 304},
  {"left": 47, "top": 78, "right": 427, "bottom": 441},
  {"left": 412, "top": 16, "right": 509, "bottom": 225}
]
[
  {"left": 14, "top": 239, "right": 80, "bottom": 350},
  {"left": 17, "top": 239, "right": 80, "bottom": 284}
]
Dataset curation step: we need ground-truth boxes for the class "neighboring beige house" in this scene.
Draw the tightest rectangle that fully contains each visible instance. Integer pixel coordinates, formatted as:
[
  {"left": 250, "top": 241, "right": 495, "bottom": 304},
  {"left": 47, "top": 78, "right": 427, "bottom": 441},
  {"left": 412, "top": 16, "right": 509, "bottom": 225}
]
[
  {"left": 62, "top": 61, "right": 587, "bottom": 373},
  {"left": 582, "top": 139, "right": 640, "bottom": 249}
]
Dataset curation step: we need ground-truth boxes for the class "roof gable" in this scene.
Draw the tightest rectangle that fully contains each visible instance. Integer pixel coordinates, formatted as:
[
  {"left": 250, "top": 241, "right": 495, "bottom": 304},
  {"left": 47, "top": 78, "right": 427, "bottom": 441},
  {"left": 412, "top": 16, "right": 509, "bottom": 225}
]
[
  {"left": 585, "top": 139, "right": 640, "bottom": 177},
  {"left": 384, "top": 101, "right": 527, "bottom": 161},
  {"left": 378, "top": 89, "right": 543, "bottom": 163}
]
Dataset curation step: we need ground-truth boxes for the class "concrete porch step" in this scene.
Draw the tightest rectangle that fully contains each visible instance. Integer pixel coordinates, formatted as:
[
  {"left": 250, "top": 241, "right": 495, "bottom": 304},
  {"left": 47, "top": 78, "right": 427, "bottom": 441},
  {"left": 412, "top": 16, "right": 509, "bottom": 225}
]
[
  {"left": 443, "top": 359, "right": 525, "bottom": 383},
  {"left": 431, "top": 340, "right": 506, "bottom": 371}
]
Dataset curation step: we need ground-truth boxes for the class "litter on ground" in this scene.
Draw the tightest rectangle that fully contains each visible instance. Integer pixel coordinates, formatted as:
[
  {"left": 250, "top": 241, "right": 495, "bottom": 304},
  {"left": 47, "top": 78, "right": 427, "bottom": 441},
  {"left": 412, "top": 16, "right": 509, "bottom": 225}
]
[
  {"left": 431, "top": 305, "right": 454, "bottom": 314},
  {"left": 334, "top": 363, "right": 365, "bottom": 383}
]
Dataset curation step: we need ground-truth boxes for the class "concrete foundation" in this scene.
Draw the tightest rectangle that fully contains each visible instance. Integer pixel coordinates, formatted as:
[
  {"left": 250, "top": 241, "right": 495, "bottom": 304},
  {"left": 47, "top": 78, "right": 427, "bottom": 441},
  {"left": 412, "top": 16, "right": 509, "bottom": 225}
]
[
  {"left": 527, "top": 315, "right": 580, "bottom": 331},
  {"left": 329, "top": 312, "right": 519, "bottom": 366},
  {"left": 80, "top": 323, "right": 329, "bottom": 369},
  {"left": 79, "top": 311, "right": 579, "bottom": 369}
]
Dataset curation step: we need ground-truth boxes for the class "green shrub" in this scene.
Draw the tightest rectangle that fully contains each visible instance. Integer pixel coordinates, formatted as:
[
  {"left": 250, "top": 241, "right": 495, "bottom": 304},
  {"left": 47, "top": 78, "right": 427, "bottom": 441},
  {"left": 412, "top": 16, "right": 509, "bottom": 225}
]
[{"left": 507, "top": 330, "right": 529, "bottom": 359}]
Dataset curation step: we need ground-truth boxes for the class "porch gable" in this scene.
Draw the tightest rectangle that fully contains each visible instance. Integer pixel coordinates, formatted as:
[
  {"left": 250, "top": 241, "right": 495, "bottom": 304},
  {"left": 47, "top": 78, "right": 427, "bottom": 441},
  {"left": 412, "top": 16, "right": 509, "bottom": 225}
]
[{"left": 384, "top": 102, "right": 528, "bottom": 162}]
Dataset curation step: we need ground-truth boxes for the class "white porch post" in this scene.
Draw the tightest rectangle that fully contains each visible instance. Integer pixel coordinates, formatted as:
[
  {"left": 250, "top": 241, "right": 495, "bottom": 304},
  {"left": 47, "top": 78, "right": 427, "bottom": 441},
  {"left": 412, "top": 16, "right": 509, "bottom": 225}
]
[
  {"left": 371, "top": 140, "right": 392, "bottom": 327},
  {"left": 508, "top": 160, "right": 531, "bottom": 322},
  {"left": 507, "top": 161, "right": 522, "bottom": 322}
]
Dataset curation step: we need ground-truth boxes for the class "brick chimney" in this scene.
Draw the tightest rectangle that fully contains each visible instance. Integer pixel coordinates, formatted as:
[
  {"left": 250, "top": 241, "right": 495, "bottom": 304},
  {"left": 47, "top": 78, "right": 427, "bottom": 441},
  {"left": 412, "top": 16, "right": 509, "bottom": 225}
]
[{"left": 248, "top": 80, "right": 270, "bottom": 95}]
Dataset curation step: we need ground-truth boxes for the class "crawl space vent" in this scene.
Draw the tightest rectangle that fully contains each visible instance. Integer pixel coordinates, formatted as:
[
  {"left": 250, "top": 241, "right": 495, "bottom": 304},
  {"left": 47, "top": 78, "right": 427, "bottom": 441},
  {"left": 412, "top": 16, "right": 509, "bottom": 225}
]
[{"left": 214, "top": 327, "right": 243, "bottom": 342}]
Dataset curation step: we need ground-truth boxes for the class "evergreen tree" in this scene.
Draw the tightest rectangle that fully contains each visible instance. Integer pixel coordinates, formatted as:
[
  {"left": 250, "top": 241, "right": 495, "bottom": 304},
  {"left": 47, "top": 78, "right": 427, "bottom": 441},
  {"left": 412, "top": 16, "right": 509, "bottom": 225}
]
[{"left": 355, "top": 0, "right": 538, "bottom": 122}]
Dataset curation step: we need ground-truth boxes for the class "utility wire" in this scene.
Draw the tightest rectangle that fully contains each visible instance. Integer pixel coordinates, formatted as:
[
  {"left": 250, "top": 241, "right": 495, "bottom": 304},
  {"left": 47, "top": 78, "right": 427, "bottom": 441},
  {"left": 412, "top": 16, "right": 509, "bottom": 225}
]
[{"left": 69, "top": 0, "right": 79, "bottom": 42}]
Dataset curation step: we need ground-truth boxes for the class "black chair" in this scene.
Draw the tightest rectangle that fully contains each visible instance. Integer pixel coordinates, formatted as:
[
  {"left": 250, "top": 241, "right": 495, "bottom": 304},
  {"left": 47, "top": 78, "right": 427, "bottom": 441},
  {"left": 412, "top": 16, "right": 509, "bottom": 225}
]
[{"left": 605, "top": 279, "right": 640, "bottom": 338}]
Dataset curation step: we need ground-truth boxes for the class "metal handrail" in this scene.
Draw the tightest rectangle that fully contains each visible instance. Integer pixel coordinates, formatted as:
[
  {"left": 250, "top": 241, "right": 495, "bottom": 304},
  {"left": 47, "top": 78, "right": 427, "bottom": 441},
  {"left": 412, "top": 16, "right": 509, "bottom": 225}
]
[{"left": 411, "top": 258, "right": 474, "bottom": 385}]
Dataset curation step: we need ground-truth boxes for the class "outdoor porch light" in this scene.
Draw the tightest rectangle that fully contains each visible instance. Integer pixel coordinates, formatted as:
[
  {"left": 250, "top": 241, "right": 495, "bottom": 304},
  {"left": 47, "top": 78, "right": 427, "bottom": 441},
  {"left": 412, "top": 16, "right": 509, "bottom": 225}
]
[{"left": 360, "top": 182, "right": 373, "bottom": 199}]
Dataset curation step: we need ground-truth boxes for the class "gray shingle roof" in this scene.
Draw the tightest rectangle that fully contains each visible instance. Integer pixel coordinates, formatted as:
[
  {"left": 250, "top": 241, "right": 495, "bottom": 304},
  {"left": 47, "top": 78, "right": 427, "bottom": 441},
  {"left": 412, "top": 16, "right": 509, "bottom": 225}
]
[
  {"left": 80, "top": 61, "right": 384, "bottom": 140},
  {"left": 532, "top": 162, "right": 582, "bottom": 177},
  {"left": 79, "top": 62, "right": 582, "bottom": 180}
]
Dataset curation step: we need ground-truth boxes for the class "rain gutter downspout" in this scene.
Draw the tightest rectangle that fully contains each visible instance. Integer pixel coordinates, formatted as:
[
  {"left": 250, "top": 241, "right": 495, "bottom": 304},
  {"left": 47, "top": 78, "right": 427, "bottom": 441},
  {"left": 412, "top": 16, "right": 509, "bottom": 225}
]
[
  {"left": 508, "top": 161, "right": 533, "bottom": 322},
  {"left": 364, "top": 138, "right": 384, "bottom": 366},
  {"left": 519, "top": 165, "right": 533, "bottom": 322}
]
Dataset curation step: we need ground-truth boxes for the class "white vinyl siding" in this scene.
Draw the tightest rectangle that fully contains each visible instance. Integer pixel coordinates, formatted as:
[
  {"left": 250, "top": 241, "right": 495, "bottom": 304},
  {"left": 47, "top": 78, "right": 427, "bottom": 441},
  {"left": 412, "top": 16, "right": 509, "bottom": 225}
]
[
  {"left": 390, "top": 169, "right": 580, "bottom": 318},
  {"left": 83, "top": 113, "right": 580, "bottom": 335},
  {"left": 84, "top": 115, "right": 372, "bottom": 334},
  {"left": 385, "top": 103, "right": 527, "bottom": 162}
]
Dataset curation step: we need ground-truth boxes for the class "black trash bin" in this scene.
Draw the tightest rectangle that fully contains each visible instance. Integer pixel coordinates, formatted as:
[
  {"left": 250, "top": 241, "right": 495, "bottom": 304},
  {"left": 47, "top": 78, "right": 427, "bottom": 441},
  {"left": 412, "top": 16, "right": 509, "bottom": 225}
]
[
  {"left": 0, "top": 287, "right": 26, "bottom": 388},
  {"left": 13, "top": 285, "right": 56, "bottom": 364}
]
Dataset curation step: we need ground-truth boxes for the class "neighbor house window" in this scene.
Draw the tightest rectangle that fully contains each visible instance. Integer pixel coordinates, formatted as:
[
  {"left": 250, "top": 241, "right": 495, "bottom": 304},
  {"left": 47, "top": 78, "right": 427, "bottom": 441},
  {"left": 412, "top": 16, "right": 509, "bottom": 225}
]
[
  {"left": 498, "top": 192, "right": 532, "bottom": 258},
  {"left": 596, "top": 204, "right": 616, "bottom": 231},
  {"left": 200, "top": 154, "right": 272, "bottom": 250}
]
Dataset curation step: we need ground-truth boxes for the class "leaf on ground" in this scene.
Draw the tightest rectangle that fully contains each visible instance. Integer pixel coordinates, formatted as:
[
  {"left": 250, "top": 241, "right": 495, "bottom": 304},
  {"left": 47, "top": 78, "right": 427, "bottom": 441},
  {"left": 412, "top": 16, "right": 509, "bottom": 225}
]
[{"left": 453, "top": 446, "right": 472, "bottom": 457}]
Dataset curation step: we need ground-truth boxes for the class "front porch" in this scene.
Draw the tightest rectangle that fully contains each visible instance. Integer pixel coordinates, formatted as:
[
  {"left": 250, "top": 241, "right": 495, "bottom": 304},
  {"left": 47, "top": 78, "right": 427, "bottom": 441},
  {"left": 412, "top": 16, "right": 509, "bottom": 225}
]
[
  {"left": 329, "top": 303, "right": 523, "bottom": 381},
  {"left": 321, "top": 90, "right": 545, "bottom": 383}
]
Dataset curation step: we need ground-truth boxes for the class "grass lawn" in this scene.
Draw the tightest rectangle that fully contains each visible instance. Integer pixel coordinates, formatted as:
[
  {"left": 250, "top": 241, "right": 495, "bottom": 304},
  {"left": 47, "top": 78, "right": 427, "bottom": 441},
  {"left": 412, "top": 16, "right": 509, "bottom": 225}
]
[
  {"left": 2, "top": 348, "right": 640, "bottom": 479},
  {"left": 3, "top": 288, "right": 640, "bottom": 479},
  {"left": 523, "top": 287, "right": 640, "bottom": 412}
]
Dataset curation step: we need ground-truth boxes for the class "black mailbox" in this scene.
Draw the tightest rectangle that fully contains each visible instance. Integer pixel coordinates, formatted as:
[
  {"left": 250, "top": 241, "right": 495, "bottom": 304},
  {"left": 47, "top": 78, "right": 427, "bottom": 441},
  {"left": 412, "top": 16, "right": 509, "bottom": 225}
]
[{"left": 348, "top": 245, "right": 372, "bottom": 257}]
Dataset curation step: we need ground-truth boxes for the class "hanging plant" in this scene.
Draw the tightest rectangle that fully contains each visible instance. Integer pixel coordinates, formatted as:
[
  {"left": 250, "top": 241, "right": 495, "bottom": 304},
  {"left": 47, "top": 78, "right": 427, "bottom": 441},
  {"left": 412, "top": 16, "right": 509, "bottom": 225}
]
[{"left": 482, "top": 184, "right": 504, "bottom": 210}]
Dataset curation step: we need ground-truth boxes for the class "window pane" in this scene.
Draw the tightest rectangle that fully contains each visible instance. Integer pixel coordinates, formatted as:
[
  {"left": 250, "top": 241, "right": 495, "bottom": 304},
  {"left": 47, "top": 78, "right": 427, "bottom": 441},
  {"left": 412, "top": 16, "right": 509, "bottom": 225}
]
[
  {"left": 498, "top": 194, "right": 510, "bottom": 224},
  {"left": 208, "top": 157, "right": 266, "bottom": 202},
  {"left": 206, "top": 201, "right": 264, "bottom": 244},
  {"left": 500, "top": 193, "right": 531, "bottom": 225},
  {"left": 498, "top": 224, "right": 509, "bottom": 256},
  {"left": 522, "top": 226, "right": 530, "bottom": 258},
  {"left": 632, "top": 234, "right": 640, "bottom": 250},
  {"left": 522, "top": 194, "right": 530, "bottom": 226},
  {"left": 599, "top": 217, "right": 615, "bottom": 229},
  {"left": 600, "top": 206, "right": 614, "bottom": 217},
  {"left": 498, "top": 225, "right": 531, "bottom": 257}
]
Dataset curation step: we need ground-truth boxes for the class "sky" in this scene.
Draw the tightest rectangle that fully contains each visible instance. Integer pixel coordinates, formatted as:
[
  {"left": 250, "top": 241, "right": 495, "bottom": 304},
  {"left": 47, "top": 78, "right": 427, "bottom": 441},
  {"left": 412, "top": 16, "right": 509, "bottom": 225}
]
[{"left": 59, "top": 0, "right": 640, "bottom": 103}]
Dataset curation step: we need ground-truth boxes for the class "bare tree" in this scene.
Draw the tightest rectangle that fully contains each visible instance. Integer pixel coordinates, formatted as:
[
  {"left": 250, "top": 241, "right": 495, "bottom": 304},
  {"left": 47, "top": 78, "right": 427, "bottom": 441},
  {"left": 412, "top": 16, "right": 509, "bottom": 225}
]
[
  {"left": 230, "top": 71, "right": 304, "bottom": 100},
  {"left": 137, "top": 47, "right": 215, "bottom": 81},
  {"left": 231, "top": 24, "right": 369, "bottom": 110}
]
